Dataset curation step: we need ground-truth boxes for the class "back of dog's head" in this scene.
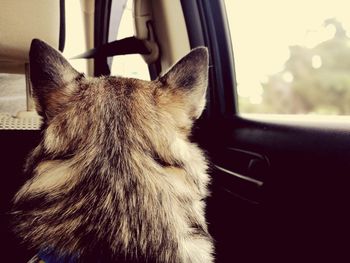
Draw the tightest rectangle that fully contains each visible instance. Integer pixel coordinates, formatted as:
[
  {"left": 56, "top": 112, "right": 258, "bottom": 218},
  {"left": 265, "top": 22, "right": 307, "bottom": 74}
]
[
  {"left": 12, "top": 39, "right": 212, "bottom": 262},
  {"left": 29, "top": 39, "right": 209, "bottom": 161}
]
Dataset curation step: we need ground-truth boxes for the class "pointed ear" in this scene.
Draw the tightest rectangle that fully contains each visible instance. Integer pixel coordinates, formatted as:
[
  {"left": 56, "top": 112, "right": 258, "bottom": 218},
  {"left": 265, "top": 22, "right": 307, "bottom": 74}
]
[
  {"left": 159, "top": 47, "right": 209, "bottom": 121},
  {"left": 29, "top": 39, "right": 80, "bottom": 119}
]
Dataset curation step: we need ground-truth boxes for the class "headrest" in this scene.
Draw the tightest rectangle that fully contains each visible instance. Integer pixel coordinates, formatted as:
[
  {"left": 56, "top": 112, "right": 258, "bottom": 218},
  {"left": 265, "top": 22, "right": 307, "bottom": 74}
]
[{"left": 0, "top": 0, "right": 64, "bottom": 73}]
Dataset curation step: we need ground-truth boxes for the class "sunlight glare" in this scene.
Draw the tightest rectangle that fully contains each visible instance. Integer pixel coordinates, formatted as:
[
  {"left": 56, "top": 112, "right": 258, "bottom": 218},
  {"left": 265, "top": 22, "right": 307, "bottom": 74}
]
[
  {"left": 312, "top": 55, "right": 322, "bottom": 69},
  {"left": 225, "top": 0, "right": 350, "bottom": 102}
]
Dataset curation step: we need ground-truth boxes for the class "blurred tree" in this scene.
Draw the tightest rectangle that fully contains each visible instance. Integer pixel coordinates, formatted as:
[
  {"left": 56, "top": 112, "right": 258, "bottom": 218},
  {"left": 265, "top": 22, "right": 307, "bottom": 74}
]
[{"left": 241, "top": 18, "right": 350, "bottom": 115}]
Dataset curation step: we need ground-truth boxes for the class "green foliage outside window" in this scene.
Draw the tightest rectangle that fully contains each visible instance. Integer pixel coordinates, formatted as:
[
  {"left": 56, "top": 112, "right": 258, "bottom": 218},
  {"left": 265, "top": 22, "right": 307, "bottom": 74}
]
[{"left": 239, "top": 18, "right": 350, "bottom": 115}]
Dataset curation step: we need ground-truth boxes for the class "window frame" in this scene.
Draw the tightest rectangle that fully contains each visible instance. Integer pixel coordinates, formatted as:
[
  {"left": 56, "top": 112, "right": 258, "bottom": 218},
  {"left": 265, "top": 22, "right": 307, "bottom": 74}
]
[{"left": 181, "top": 0, "right": 238, "bottom": 118}]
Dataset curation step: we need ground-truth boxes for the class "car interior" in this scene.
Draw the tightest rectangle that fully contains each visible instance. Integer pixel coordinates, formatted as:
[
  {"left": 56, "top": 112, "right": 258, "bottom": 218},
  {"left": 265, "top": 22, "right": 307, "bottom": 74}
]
[{"left": 1, "top": 0, "right": 350, "bottom": 262}]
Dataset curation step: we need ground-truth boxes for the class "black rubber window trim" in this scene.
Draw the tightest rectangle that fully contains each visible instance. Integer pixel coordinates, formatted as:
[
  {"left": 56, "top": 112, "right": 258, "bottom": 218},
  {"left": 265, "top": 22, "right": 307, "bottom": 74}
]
[
  {"left": 59, "top": 0, "right": 65, "bottom": 52},
  {"left": 94, "top": 0, "right": 112, "bottom": 76},
  {"left": 181, "top": 0, "right": 238, "bottom": 116}
]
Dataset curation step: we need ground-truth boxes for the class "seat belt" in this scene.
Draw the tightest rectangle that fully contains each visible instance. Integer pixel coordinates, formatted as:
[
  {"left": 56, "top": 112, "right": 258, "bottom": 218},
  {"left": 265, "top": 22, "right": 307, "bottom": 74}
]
[{"left": 73, "top": 36, "right": 153, "bottom": 59}]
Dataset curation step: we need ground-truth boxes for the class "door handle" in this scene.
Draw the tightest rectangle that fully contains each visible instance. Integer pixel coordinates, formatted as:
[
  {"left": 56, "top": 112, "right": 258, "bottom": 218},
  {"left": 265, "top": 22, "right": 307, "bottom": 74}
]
[
  {"left": 211, "top": 148, "right": 269, "bottom": 203},
  {"left": 212, "top": 147, "right": 270, "bottom": 184}
]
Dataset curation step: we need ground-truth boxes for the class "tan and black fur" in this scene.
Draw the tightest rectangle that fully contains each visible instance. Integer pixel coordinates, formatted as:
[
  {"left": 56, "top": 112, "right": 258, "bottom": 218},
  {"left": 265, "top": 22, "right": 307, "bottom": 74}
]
[{"left": 12, "top": 39, "right": 213, "bottom": 262}]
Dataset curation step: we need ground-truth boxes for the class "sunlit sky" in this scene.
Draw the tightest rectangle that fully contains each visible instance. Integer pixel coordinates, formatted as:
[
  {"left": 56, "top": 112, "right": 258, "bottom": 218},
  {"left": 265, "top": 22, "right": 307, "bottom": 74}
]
[{"left": 225, "top": 0, "right": 350, "bottom": 104}]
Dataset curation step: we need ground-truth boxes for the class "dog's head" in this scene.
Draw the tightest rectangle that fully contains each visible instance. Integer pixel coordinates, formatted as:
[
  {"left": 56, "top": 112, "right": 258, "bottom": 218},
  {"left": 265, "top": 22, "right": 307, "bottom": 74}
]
[
  {"left": 29, "top": 39, "right": 208, "bottom": 162},
  {"left": 13, "top": 40, "right": 209, "bottom": 258}
]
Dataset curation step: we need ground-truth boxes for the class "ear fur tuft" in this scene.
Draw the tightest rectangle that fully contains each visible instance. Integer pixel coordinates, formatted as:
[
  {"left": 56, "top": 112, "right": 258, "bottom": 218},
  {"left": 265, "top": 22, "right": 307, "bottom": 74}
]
[
  {"left": 29, "top": 39, "right": 80, "bottom": 119},
  {"left": 158, "top": 47, "right": 209, "bottom": 121},
  {"left": 160, "top": 47, "right": 208, "bottom": 91}
]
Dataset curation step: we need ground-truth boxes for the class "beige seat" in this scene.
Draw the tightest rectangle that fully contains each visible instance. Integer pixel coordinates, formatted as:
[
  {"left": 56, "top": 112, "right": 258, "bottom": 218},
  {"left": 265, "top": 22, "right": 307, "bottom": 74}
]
[
  {"left": 0, "top": 0, "right": 61, "bottom": 73},
  {"left": 0, "top": 0, "right": 63, "bottom": 129}
]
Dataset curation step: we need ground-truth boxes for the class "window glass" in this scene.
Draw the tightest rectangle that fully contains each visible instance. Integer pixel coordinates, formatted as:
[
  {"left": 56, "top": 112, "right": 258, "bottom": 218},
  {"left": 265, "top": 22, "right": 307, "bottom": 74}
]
[
  {"left": 111, "top": 0, "right": 150, "bottom": 80},
  {"left": 225, "top": 0, "right": 350, "bottom": 115},
  {"left": 63, "top": 0, "right": 87, "bottom": 73}
]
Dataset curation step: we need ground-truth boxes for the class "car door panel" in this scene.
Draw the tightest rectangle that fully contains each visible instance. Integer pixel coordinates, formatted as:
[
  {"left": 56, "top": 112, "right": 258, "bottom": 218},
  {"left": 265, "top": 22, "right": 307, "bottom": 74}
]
[{"left": 200, "top": 115, "right": 350, "bottom": 262}]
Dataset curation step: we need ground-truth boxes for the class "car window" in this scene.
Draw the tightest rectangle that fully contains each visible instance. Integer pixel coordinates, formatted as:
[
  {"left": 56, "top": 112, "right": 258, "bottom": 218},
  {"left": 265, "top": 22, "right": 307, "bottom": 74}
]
[
  {"left": 63, "top": 0, "right": 86, "bottom": 73},
  {"left": 110, "top": 0, "right": 150, "bottom": 80},
  {"left": 225, "top": 0, "right": 350, "bottom": 115}
]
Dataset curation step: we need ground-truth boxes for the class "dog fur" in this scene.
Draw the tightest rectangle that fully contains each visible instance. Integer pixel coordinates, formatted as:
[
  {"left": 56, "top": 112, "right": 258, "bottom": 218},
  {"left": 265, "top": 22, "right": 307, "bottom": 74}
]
[{"left": 12, "top": 39, "right": 214, "bottom": 262}]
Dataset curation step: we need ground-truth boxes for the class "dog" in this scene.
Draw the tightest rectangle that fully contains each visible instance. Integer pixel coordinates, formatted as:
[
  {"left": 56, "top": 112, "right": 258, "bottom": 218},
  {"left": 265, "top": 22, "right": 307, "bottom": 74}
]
[{"left": 12, "top": 39, "right": 214, "bottom": 262}]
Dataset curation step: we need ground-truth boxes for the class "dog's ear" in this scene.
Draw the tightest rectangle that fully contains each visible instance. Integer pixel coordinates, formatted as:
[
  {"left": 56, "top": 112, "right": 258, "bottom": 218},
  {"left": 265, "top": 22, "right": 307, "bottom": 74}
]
[
  {"left": 158, "top": 47, "right": 209, "bottom": 122},
  {"left": 29, "top": 39, "right": 80, "bottom": 119}
]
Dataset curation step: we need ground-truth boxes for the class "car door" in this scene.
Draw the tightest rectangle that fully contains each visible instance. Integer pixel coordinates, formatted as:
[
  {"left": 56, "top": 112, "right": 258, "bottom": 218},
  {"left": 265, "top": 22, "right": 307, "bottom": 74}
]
[{"left": 180, "top": 1, "right": 350, "bottom": 262}]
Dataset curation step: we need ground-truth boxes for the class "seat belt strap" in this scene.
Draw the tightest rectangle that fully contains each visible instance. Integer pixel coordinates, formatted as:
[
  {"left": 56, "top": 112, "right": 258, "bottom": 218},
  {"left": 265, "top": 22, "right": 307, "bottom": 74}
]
[{"left": 72, "top": 36, "right": 151, "bottom": 59}]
